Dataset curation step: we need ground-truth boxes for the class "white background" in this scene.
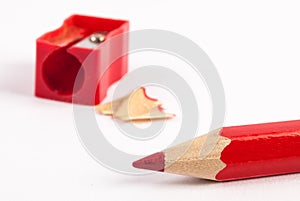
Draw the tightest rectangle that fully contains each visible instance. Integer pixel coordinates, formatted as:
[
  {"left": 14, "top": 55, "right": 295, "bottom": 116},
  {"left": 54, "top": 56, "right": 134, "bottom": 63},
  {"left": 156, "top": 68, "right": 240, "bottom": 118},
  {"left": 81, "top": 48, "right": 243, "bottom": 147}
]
[{"left": 0, "top": 0, "right": 300, "bottom": 200}]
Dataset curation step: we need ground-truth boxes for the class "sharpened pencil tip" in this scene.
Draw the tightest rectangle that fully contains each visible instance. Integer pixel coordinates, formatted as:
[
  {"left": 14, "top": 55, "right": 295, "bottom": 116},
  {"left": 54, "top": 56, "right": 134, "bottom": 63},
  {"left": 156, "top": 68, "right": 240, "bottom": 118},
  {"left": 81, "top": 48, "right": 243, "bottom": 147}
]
[{"left": 132, "top": 152, "right": 165, "bottom": 172}]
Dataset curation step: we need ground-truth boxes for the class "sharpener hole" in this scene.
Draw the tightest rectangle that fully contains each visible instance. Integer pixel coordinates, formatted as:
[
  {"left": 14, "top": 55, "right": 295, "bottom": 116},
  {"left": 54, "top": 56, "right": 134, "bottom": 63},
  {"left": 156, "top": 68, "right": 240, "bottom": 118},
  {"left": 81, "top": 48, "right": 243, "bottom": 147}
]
[{"left": 42, "top": 50, "right": 85, "bottom": 95}]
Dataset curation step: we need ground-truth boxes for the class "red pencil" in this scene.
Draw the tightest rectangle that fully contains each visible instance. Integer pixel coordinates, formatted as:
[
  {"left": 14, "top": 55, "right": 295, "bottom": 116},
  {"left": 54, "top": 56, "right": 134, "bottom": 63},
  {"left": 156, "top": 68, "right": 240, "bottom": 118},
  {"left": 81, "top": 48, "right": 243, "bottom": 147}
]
[{"left": 133, "top": 120, "right": 300, "bottom": 181}]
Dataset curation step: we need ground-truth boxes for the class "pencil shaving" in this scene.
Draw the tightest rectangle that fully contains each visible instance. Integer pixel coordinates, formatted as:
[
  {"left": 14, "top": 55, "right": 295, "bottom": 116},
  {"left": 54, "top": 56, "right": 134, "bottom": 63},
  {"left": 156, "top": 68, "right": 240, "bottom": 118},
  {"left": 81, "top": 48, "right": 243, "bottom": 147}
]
[
  {"left": 96, "top": 87, "right": 174, "bottom": 121},
  {"left": 116, "top": 105, "right": 175, "bottom": 121},
  {"left": 95, "top": 98, "right": 124, "bottom": 115}
]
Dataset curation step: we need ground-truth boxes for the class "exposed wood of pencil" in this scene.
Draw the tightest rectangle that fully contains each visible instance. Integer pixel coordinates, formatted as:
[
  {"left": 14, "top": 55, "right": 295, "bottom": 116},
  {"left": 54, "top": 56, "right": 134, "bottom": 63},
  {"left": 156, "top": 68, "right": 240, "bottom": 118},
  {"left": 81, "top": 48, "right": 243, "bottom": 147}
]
[{"left": 133, "top": 129, "right": 230, "bottom": 180}]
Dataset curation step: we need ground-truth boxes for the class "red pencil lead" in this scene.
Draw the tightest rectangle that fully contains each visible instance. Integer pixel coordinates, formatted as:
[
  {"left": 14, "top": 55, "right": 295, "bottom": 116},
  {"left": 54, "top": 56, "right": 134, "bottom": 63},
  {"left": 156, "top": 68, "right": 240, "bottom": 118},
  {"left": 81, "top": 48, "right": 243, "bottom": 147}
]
[{"left": 133, "top": 152, "right": 165, "bottom": 172}]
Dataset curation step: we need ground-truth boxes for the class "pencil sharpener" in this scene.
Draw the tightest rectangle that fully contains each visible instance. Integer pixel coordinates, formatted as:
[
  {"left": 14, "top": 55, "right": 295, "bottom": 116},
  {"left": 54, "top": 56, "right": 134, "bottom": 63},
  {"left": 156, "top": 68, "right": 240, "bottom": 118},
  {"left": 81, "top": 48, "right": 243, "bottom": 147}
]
[{"left": 35, "top": 15, "right": 129, "bottom": 105}]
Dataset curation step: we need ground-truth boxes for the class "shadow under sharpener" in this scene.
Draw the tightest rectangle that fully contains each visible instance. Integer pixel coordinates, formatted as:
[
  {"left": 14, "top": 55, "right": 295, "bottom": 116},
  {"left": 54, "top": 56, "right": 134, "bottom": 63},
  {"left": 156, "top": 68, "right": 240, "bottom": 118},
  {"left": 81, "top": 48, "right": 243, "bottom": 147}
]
[{"left": 35, "top": 15, "right": 129, "bottom": 105}]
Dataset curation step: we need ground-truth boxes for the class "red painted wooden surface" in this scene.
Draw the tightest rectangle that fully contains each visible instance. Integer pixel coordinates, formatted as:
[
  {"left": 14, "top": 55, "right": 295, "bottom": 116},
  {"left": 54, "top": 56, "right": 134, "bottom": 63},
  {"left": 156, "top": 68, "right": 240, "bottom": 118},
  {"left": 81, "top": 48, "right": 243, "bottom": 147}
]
[{"left": 217, "top": 120, "right": 300, "bottom": 181}]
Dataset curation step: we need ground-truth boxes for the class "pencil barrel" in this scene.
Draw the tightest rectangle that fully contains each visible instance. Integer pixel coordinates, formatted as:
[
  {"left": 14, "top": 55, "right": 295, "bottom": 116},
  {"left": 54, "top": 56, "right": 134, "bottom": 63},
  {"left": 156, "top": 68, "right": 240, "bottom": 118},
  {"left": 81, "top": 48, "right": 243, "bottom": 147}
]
[{"left": 217, "top": 120, "right": 300, "bottom": 181}]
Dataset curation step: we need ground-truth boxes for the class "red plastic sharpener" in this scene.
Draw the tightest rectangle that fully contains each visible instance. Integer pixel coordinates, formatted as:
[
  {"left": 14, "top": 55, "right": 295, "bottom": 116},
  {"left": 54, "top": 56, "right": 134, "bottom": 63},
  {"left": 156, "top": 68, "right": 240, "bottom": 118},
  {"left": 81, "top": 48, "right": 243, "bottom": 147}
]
[{"left": 35, "top": 15, "right": 129, "bottom": 105}]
